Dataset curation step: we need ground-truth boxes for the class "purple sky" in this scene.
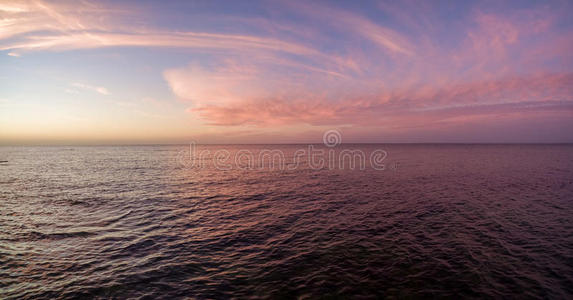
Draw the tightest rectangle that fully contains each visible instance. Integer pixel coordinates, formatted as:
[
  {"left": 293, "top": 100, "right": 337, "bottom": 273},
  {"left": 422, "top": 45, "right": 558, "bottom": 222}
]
[{"left": 1, "top": 0, "right": 572, "bottom": 144}]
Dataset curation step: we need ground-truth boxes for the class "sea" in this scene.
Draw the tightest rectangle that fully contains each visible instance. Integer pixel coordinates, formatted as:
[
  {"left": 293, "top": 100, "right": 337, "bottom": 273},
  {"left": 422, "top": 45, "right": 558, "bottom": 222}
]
[{"left": 1, "top": 144, "right": 572, "bottom": 299}]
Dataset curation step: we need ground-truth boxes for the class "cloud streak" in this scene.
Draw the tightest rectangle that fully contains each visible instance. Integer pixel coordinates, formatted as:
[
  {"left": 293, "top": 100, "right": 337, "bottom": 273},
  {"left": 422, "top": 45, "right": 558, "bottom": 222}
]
[
  {"left": 179, "top": 72, "right": 573, "bottom": 127},
  {"left": 72, "top": 82, "right": 109, "bottom": 95}
]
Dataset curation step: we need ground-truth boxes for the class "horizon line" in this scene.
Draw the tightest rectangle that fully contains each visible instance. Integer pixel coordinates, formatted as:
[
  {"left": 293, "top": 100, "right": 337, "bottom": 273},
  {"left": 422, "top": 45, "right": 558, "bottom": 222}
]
[{"left": 2, "top": 142, "right": 573, "bottom": 147}]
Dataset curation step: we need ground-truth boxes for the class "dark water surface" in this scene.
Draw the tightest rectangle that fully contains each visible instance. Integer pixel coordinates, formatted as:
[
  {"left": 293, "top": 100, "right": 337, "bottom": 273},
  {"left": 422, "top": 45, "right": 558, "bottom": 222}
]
[{"left": 1, "top": 145, "right": 572, "bottom": 299}]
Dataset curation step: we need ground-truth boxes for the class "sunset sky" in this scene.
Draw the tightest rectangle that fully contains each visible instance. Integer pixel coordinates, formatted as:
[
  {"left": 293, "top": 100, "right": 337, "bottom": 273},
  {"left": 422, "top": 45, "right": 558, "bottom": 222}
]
[{"left": 1, "top": 0, "right": 572, "bottom": 144}]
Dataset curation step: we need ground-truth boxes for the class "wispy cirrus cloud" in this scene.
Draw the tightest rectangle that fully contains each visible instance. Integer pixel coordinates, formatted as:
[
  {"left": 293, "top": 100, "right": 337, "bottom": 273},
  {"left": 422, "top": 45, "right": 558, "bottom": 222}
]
[
  {"left": 0, "top": 1, "right": 336, "bottom": 63},
  {"left": 1, "top": 31, "right": 319, "bottom": 57},
  {"left": 284, "top": 1, "right": 415, "bottom": 56},
  {"left": 72, "top": 82, "right": 109, "bottom": 95}
]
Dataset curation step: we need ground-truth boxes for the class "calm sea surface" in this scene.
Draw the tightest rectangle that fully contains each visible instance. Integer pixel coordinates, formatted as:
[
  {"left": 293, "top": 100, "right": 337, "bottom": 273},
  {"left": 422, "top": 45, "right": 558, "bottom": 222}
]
[{"left": 1, "top": 145, "right": 572, "bottom": 299}]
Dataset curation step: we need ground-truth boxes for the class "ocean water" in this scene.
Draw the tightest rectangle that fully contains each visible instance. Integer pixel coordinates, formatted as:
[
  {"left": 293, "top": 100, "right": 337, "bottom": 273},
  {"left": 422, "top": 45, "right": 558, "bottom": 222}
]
[{"left": 1, "top": 144, "right": 572, "bottom": 299}]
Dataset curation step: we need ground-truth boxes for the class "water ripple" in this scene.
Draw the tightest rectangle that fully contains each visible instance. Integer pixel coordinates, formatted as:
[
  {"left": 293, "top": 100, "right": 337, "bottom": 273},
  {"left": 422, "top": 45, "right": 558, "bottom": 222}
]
[{"left": 0, "top": 145, "right": 572, "bottom": 298}]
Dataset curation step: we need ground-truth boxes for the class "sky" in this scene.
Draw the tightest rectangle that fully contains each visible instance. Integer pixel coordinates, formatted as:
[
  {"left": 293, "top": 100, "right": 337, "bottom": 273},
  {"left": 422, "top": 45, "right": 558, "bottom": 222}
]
[{"left": 1, "top": 0, "right": 572, "bottom": 144}]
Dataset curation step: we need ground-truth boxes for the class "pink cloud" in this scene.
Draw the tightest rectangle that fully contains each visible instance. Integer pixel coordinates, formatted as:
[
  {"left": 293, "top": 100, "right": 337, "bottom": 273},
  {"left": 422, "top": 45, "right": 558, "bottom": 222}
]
[{"left": 171, "top": 72, "right": 573, "bottom": 128}]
